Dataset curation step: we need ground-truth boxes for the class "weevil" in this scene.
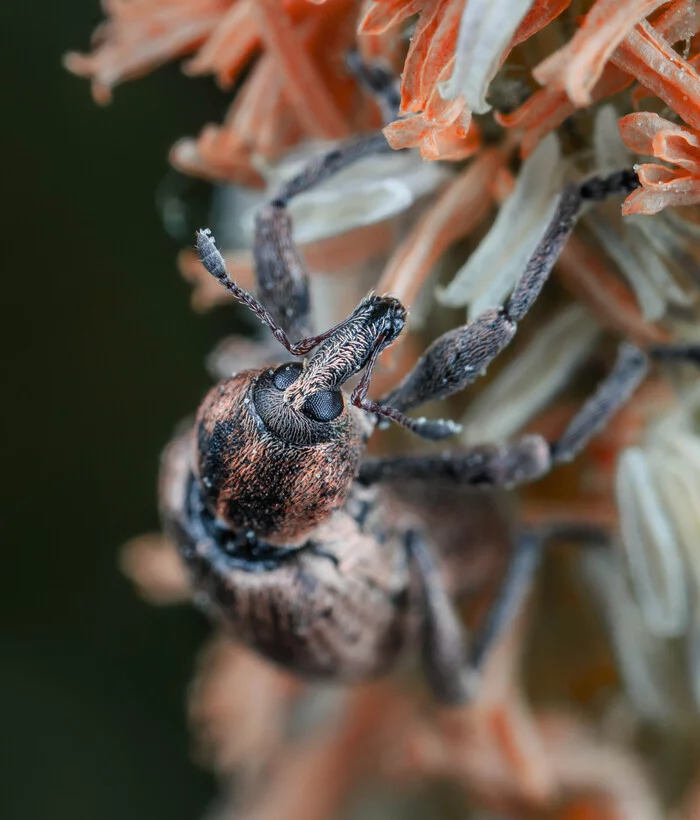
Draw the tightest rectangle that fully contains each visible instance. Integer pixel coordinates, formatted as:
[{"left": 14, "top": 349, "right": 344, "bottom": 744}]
[{"left": 160, "top": 132, "right": 699, "bottom": 704}]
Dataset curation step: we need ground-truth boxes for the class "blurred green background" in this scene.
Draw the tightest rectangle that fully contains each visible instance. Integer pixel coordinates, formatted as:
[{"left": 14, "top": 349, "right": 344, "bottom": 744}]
[{"left": 1, "top": 3, "right": 238, "bottom": 818}]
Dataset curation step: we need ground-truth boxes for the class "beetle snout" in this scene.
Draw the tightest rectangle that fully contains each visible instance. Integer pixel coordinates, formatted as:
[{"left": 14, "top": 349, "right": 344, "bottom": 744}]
[{"left": 376, "top": 296, "right": 407, "bottom": 342}]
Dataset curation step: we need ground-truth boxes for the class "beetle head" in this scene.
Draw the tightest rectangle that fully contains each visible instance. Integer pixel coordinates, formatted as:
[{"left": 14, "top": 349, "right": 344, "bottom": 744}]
[{"left": 195, "top": 368, "right": 369, "bottom": 544}]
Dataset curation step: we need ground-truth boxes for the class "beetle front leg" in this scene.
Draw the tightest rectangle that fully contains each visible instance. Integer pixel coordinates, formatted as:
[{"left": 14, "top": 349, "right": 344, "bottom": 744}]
[
  {"left": 254, "top": 127, "right": 394, "bottom": 338},
  {"left": 406, "top": 531, "right": 543, "bottom": 705}
]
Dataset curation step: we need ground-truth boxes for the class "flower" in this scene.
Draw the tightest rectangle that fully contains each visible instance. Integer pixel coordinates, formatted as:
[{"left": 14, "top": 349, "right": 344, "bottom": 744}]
[
  {"left": 66, "top": 0, "right": 383, "bottom": 185},
  {"left": 497, "top": 0, "right": 700, "bottom": 159},
  {"left": 619, "top": 112, "right": 700, "bottom": 215},
  {"left": 69, "top": 1, "right": 700, "bottom": 816}
]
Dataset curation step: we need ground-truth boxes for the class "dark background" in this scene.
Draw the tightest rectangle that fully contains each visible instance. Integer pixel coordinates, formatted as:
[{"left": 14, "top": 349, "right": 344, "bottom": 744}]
[{"left": 2, "top": 3, "right": 235, "bottom": 818}]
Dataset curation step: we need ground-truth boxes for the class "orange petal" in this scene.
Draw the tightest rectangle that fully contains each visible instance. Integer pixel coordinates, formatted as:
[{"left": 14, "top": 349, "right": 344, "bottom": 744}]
[
  {"left": 378, "top": 148, "right": 503, "bottom": 306},
  {"left": 612, "top": 20, "right": 700, "bottom": 132},
  {"left": 120, "top": 534, "right": 190, "bottom": 605},
  {"left": 358, "top": 0, "right": 424, "bottom": 34},
  {"left": 497, "top": 64, "right": 631, "bottom": 157},
  {"left": 183, "top": 0, "right": 259, "bottom": 87},
  {"left": 253, "top": 0, "right": 352, "bottom": 139},
  {"left": 419, "top": 120, "right": 481, "bottom": 160},
  {"left": 169, "top": 131, "right": 264, "bottom": 188},
  {"left": 533, "top": 0, "right": 668, "bottom": 107},
  {"left": 64, "top": 0, "right": 230, "bottom": 103},
  {"left": 424, "top": 58, "right": 470, "bottom": 125},
  {"left": 399, "top": 0, "right": 443, "bottom": 114},
  {"left": 619, "top": 112, "right": 700, "bottom": 170},
  {"left": 509, "top": 0, "right": 572, "bottom": 50},
  {"left": 418, "top": 0, "right": 463, "bottom": 105},
  {"left": 622, "top": 172, "right": 700, "bottom": 214},
  {"left": 650, "top": 0, "right": 700, "bottom": 44},
  {"left": 383, "top": 112, "right": 430, "bottom": 150}
]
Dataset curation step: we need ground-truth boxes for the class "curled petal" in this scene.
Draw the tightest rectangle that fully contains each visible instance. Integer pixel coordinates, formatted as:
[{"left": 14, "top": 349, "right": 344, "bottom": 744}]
[
  {"left": 533, "top": 0, "right": 669, "bottom": 107},
  {"left": 383, "top": 111, "right": 480, "bottom": 160},
  {"left": 418, "top": 120, "right": 481, "bottom": 160},
  {"left": 63, "top": 0, "right": 230, "bottom": 103},
  {"left": 622, "top": 172, "right": 700, "bottom": 215},
  {"left": 612, "top": 20, "right": 700, "bottom": 132},
  {"left": 619, "top": 111, "right": 700, "bottom": 165}
]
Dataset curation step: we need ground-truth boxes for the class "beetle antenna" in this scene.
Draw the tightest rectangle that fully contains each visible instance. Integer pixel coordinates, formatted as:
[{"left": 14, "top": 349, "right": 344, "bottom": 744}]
[
  {"left": 350, "top": 334, "right": 462, "bottom": 441},
  {"left": 197, "top": 229, "right": 377, "bottom": 357}
]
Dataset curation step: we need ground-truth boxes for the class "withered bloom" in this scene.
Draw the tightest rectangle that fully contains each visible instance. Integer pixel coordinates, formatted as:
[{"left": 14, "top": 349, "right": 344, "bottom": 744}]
[{"left": 68, "top": 1, "right": 700, "bottom": 818}]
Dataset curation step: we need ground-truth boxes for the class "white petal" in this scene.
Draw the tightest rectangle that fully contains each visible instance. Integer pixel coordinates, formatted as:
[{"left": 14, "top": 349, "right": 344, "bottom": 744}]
[
  {"left": 594, "top": 105, "right": 632, "bottom": 171},
  {"left": 582, "top": 549, "right": 689, "bottom": 724},
  {"left": 615, "top": 447, "right": 689, "bottom": 637},
  {"left": 438, "top": 133, "right": 564, "bottom": 316},
  {"left": 248, "top": 142, "right": 451, "bottom": 244},
  {"left": 686, "top": 606, "right": 700, "bottom": 710},
  {"left": 650, "top": 432, "right": 700, "bottom": 594},
  {"left": 461, "top": 305, "right": 600, "bottom": 444},
  {"left": 438, "top": 0, "right": 535, "bottom": 114}
]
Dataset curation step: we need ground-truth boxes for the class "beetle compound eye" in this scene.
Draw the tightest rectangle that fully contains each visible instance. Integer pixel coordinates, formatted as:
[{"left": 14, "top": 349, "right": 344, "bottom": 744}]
[
  {"left": 302, "top": 391, "right": 344, "bottom": 422},
  {"left": 273, "top": 362, "right": 303, "bottom": 390}
]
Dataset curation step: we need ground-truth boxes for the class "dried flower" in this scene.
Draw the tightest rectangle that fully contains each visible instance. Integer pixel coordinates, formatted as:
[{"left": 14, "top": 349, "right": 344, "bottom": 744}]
[
  {"left": 619, "top": 112, "right": 700, "bottom": 215},
  {"left": 67, "top": 1, "right": 700, "bottom": 816}
]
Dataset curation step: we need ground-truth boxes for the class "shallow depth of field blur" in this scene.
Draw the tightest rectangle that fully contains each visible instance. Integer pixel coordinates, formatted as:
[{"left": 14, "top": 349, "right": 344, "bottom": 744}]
[
  {"left": 7, "top": 1, "right": 700, "bottom": 820},
  {"left": 2, "top": 3, "right": 225, "bottom": 818}
]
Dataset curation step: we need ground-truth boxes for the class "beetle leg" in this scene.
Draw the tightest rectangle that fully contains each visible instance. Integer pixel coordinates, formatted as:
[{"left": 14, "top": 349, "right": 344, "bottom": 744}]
[
  {"left": 360, "top": 342, "right": 650, "bottom": 486},
  {"left": 382, "top": 170, "right": 640, "bottom": 415},
  {"left": 198, "top": 133, "right": 393, "bottom": 347},
  {"left": 406, "top": 530, "right": 543, "bottom": 705},
  {"left": 345, "top": 49, "right": 401, "bottom": 124},
  {"left": 405, "top": 530, "right": 473, "bottom": 704}
]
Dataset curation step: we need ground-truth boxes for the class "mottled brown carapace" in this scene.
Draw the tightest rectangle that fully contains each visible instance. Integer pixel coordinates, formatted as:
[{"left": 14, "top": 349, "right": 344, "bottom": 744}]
[{"left": 195, "top": 368, "right": 368, "bottom": 544}]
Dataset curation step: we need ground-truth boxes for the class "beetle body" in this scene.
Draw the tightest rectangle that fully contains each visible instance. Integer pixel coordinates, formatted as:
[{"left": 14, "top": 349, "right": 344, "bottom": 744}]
[
  {"left": 159, "top": 144, "right": 655, "bottom": 704},
  {"left": 161, "top": 425, "right": 424, "bottom": 682}
]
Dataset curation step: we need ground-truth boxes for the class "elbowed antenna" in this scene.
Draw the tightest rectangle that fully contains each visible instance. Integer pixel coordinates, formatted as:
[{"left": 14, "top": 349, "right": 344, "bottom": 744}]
[{"left": 197, "top": 229, "right": 363, "bottom": 357}]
